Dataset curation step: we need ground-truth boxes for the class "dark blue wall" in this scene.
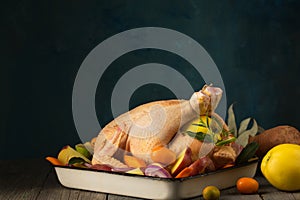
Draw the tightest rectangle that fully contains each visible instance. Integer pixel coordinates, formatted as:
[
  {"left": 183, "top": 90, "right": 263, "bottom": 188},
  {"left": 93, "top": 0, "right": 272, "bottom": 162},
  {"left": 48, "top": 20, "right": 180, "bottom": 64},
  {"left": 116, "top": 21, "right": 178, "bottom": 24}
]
[{"left": 1, "top": 0, "right": 299, "bottom": 159}]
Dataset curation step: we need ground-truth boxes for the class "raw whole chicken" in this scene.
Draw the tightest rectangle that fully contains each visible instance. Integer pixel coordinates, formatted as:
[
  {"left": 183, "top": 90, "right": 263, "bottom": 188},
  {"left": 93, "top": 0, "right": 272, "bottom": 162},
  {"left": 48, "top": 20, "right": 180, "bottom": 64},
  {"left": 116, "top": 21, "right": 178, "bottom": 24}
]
[{"left": 92, "top": 85, "right": 233, "bottom": 167}]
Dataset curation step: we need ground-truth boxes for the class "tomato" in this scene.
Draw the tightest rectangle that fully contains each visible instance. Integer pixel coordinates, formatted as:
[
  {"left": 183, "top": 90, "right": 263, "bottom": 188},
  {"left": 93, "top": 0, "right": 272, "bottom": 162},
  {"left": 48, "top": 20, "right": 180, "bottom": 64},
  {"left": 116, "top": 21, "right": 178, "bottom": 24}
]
[{"left": 236, "top": 177, "right": 259, "bottom": 194}]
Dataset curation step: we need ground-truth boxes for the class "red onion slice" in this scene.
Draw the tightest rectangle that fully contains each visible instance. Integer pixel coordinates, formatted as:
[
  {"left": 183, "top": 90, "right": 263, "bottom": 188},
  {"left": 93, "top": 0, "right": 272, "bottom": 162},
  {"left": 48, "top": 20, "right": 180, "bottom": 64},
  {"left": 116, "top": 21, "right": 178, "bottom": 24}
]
[
  {"left": 145, "top": 164, "right": 172, "bottom": 178},
  {"left": 112, "top": 167, "right": 135, "bottom": 172}
]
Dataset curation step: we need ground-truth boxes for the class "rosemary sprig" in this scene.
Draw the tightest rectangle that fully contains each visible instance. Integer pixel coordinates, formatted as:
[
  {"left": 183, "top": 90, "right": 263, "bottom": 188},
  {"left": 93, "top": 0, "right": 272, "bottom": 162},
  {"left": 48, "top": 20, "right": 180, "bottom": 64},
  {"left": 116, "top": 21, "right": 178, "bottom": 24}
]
[{"left": 216, "top": 137, "right": 236, "bottom": 146}]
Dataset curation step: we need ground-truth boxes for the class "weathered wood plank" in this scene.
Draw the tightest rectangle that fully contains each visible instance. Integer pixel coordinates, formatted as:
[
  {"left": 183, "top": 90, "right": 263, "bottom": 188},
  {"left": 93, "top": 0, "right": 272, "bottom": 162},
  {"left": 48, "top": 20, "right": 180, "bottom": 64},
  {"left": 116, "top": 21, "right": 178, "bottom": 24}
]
[
  {"left": 219, "top": 187, "right": 261, "bottom": 200},
  {"left": 36, "top": 167, "right": 80, "bottom": 200},
  {"left": 107, "top": 194, "right": 146, "bottom": 200},
  {"left": 261, "top": 192, "right": 296, "bottom": 200},
  {"left": 0, "top": 161, "right": 28, "bottom": 199},
  {"left": 256, "top": 176, "right": 300, "bottom": 200},
  {"left": 69, "top": 190, "right": 81, "bottom": 200},
  {"left": 0, "top": 159, "right": 51, "bottom": 200},
  {"left": 292, "top": 193, "right": 300, "bottom": 200},
  {"left": 255, "top": 176, "right": 278, "bottom": 193},
  {"left": 36, "top": 166, "right": 107, "bottom": 200},
  {"left": 77, "top": 190, "right": 106, "bottom": 200}
]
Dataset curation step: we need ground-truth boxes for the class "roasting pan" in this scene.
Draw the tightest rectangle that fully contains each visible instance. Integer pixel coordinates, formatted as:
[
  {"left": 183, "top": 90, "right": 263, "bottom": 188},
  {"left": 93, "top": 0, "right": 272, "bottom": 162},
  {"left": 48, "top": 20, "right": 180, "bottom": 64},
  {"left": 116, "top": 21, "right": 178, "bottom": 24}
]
[{"left": 54, "top": 158, "right": 258, "bottom": 199}]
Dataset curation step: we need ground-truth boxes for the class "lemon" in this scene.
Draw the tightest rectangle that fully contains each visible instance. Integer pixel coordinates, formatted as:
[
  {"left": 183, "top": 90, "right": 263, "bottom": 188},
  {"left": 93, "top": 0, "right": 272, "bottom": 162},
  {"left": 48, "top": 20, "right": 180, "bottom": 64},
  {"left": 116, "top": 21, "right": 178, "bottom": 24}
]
[
  {"left": 202, "top": 185, "right": 220, "bottom": 200},
  {"left": 186, "top": 116, "right": 211, "bottom": 134},
  {"left": 261, "top": 144, "right": 300, "bottom": 191}
]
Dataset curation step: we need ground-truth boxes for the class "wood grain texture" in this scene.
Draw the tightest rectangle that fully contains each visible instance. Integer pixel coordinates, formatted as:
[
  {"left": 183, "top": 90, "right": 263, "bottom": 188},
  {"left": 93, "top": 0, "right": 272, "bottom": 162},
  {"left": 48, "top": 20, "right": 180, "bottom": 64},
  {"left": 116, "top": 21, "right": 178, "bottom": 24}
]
[
  {"left": 36, "top": 168, "right": 106, "bottom": 200},
  {"left": 0, "top": 159, "right": 50, "bottom": 200},
  {"left": 261, "top": 192, "right": 296, "bottom": 200},
  {"left": 218, "top": 187, "right": 261, "bottom": 200},
  {"left": 1, "top": 159, "right": 300, "bottom": 200},
  {"left": 292, "top": 193, "right": 300, "bottom": 200},
  {"left": 108, "top": 194, "right": 146, "bottom": 200}
]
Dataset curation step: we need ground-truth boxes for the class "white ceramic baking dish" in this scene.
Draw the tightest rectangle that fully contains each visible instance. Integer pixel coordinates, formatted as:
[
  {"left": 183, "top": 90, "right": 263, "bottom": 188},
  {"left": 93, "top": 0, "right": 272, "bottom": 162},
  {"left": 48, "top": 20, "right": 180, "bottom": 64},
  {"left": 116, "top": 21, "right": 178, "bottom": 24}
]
[{"left": 54, "top": 159, "right": 258, "bottom": 199}]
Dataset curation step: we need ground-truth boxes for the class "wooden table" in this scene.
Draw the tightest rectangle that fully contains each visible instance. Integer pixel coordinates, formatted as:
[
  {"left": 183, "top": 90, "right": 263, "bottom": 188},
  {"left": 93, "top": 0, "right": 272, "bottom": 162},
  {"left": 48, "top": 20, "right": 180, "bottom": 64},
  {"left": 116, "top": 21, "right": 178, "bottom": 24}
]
[{"left": 1, "top": 159, "right": 299, "bottom": 200}]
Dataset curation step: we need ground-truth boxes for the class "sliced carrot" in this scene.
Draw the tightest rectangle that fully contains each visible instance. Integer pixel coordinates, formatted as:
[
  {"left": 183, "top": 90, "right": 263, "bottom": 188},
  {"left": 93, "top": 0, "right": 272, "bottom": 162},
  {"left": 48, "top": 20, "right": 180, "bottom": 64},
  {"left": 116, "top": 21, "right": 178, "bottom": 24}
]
[
  {"left": 45, "top": 156, "right": 64, "bottom": 166},
  {"left": 175, "top": 167, "right": 192, "bottom": 178},
  {"left": 222, "top": 163, "right": 235, "bottom": 169}
]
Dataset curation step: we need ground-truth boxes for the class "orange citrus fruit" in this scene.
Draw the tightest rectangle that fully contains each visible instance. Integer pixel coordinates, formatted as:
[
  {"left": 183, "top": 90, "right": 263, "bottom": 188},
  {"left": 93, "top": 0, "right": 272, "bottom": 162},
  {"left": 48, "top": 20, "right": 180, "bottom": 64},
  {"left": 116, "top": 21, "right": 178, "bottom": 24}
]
[{"left": 236, "top": 177, "right": 259, "bottom": 194}]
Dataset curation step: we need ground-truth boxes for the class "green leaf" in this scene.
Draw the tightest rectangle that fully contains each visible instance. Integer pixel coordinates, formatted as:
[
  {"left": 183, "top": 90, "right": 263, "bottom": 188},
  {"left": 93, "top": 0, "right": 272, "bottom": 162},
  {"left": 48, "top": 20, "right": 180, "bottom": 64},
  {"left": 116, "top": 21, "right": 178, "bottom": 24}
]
[
  {"left": 68, "top": 157, "right": 86, "bottom": 165},
  {"left": 206, "top": 113, "right": 210, "bottom": 129},
  {"left": 58, "top": 145, "right": 91, "bottom": 165},
  {"left": 220, "top": 128, "right": 230, "bottom": 138},
  {"left": 248, "top": 119, "right": 258, "bottom": 137},
  {"left": 199, "top": 117, "right": 205, "bottom": 124},
  {"left": 227, "top": 104, "right": 237, "bottom": 137},
  {"left": 258, "top": 126, "right": 265, "bottom": 134},
  {"left": 192, "top": 123, "right": 207, "bottom": 127},
  {"left": 186, "top": 131, "right": 214, "bottom": 143},
  {"left": 209, "top": 118, "right": 223, "bottom": 134},
  {"left": 75, "top": 143, "right": 92, "bottom": 159},
  {"left": 238, "top": 118, "right": 251, "bottom": 135},
  {"left": 216, "top": 137, "right": 236, "bottom": 146},
  {"left": 203, "top": 135, "right": 214, "bottom": 143},
  {"left": 236, "top": 142, "right": 259, "bottom": 164},
  {"left": 236, "top": 119, "right": 258, "bottom": 147}
]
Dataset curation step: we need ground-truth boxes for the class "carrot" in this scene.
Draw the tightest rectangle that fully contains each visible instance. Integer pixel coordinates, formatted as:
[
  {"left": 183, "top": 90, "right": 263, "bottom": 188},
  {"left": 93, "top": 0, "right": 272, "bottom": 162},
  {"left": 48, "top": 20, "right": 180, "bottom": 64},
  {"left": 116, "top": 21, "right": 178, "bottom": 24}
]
[
  {"left": 175, "top": 167, "right": 192, "bottom": 178},
  {"left": 45, "top": 156, "right": 64, "bottom": 166},
  {"left": 221, "top": 163, "right": 234, "bottom": 169}
]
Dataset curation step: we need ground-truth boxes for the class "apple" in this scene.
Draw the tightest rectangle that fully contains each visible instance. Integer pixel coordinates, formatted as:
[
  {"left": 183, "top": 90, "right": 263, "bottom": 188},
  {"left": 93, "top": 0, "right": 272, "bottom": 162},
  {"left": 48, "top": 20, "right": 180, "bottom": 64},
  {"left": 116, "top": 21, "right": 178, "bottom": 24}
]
[
  {"left": 58, "top": 145, "right": 91, "bottom": 165},
  {"left": 188, "top": 156, "right": 215, "bottom": 176},
  {"left": 126, "top": 168, "right": 145, "bottom": 175},
  {"left": 175, "top": 157, "right": 205, "bottom": 178},
  {"left": 175, "top": 156, "right": 216, "bottom": 178},
  {"left": 124, "top": 155, "right": 147, "bottom": 168},
  {"left": 171, "top": 147, "right": 192, "bottom": 176},
  {"left": 75, "top": 143, "right": 92, "bottom": 159},
  {"left": 188, "top": 158, "right": 203, "bottom": 176}
]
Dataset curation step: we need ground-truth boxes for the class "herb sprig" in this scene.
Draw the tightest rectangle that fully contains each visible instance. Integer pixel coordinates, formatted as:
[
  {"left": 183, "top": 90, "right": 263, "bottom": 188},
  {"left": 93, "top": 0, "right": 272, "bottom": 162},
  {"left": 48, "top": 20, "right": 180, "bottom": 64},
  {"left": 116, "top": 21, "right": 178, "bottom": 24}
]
[
  {"left": 184, "top": 104, "right": 261, "bottom": 147},
  {"left": 184, "top": 113, "right": 234, "bottom": 146}
]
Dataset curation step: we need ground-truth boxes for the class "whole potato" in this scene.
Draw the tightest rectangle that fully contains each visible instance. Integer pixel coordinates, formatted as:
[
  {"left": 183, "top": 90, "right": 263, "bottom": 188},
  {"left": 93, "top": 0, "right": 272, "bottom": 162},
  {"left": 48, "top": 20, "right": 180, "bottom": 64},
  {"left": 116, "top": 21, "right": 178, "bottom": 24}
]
[{"left": 249, "top": 125, "right": 300, "bottom": 158}]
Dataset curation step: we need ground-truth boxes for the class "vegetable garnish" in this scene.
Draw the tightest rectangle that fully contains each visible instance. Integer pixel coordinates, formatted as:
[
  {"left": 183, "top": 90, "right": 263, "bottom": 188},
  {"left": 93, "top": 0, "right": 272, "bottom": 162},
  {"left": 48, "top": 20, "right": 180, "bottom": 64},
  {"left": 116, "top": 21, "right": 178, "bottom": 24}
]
[
  {"left": 184, "top": 114, "right": 234, "bottom": 146},
  {"left": 236, "top": 142, "right": 259, "bottom": 165},
  {"left": 45, "top": 156, "right": 64, "bottom": 166},
  {"left": 227, "top": 104, "right": 259, "bottom": 147}
]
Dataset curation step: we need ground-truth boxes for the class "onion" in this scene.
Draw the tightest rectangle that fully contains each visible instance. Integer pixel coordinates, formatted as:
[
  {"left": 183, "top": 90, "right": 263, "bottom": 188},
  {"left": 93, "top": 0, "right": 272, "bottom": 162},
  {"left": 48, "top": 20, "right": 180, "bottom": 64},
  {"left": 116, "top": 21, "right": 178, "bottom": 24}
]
[
  {"left": 83, "top": 163, "right": 93, "bottom": 168},
  {"left": 144, "top": 163, "right": 172, "bottom": 178},
  {"left": 112, "top": 167, "right": 135, "bottom": 172}
]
